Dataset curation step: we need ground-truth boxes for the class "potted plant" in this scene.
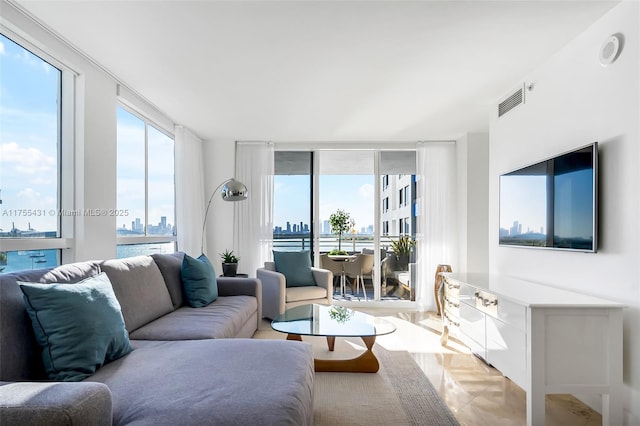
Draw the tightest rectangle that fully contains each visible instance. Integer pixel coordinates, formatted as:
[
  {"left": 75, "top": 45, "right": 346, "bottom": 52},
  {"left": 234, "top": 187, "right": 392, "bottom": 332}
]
[
  {"left": 329, "top": 209, "right": 354, "bottom": 255},
  {"left": 219, "top": 249, "right": 239, "bottom": 277},
  {"left": 391, "top": 235, "right": 415, "bottom": 271}
]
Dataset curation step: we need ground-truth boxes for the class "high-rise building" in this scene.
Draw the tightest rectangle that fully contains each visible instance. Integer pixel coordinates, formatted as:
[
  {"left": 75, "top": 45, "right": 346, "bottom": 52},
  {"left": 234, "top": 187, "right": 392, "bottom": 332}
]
[{"left": 380, "top": 174, "right": 416, "bottom": 236}]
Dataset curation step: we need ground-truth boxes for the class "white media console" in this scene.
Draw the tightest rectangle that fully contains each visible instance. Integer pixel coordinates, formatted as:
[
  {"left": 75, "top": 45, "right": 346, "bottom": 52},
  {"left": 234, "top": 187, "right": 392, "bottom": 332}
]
[{"left": 440, "top": 273, "right": 623, "bottom": 426}]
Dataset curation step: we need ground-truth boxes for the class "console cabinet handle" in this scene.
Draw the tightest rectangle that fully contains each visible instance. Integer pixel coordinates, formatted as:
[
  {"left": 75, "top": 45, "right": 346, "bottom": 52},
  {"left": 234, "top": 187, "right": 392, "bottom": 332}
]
[
  {"left": 475, "top": 291, "right": 498, "bottom": 307},
  {"left": 443, "top": 312, "right": 460, "bottom": 328}
]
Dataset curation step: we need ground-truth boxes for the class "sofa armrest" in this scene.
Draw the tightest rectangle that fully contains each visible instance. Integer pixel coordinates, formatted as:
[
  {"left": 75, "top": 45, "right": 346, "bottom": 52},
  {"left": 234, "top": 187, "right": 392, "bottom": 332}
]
[
  {"left": 217, "top": 277, "right": 259, "bottom": 297},
  {"left": 0, "top": 381, "right": 112, "bottom": 426},
  {"left": 217, "top": 277, "right": 262, "bottom": 326},
  {"left": 257, "top": 268, "right": 286, "bottom": 320}
]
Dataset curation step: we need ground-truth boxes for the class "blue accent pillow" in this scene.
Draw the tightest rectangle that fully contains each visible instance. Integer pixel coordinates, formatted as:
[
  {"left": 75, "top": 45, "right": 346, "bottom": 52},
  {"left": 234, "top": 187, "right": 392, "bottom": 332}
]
[
  {"left": 181, "top": 254, "right": 218, "bottom": 307},
  {"left": 19, "top": 273, "right": 132, "bottom": 382},
  {"left": 273, "top": 251, "right": 316, "bottom": 287}
]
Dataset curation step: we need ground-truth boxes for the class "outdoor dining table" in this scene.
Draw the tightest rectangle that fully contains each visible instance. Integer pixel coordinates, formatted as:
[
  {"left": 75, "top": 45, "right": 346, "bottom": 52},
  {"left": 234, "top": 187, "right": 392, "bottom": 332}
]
[{"left": 327, "top": 254, "right": 357, "bottom": 297}]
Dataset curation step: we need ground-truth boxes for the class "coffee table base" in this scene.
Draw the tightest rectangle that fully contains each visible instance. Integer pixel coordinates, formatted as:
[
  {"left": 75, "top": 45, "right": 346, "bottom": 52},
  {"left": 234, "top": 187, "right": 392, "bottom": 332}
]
[{"left": 286, "top": 334, "right": 379, "bottom": 373}]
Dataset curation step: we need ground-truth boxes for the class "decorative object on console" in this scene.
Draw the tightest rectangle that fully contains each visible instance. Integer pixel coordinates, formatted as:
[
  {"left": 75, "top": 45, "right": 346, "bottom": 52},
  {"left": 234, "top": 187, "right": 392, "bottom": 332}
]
[
  {"left": 200, "top": 177, "right": 248, "bottom": 254},
  {"left": 219, "top": 249, "right": 239, "bottom": 277},
  {"left": 434, "top": 264, "right": 452, "bottom": 316}
]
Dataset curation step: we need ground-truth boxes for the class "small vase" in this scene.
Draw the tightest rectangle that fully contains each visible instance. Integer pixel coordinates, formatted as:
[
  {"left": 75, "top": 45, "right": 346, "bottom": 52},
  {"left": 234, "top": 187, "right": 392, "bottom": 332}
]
[{"left": 222, "top": 263, "right": 238, "bottom": 277}]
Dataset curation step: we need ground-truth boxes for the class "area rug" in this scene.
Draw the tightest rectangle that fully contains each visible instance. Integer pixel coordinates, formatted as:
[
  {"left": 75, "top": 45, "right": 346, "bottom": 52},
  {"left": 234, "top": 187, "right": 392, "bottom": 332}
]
[{"left": 254, "top": 329, "right": 459, "bottom": 425}]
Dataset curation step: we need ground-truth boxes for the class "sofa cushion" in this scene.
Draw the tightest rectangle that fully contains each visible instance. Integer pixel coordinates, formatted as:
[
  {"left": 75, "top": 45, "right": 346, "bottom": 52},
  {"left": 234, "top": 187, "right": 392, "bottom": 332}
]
[
  {"left": 151, "top": 252, "right": 185, "bottom": 309},
  {"left": 19, "top": 273, "right": 132, "bottom": 381},
  {"left": 0, "top": 261, "right": 101, "bottom": 381},
  {"left": 88, "top": 339, "right": 314, "bottom": 426},
  {"left": 273, "top": 251, "right": 316, "bottom": 287},
  {"left": 181, "top": 254, "right": 218, "bottom": 307},
  {"left": 100, "top": 256, "right": 174, "bottom": 333},
  {"left": 129, "top": 295, "right": 257, "bottom": 340},
  {"left": 285, "top": 285, "right": 328, "bottom": 303}
]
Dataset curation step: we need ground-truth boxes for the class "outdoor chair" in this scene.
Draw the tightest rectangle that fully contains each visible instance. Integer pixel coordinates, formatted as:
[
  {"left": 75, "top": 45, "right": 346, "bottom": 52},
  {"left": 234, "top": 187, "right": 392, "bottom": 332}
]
[
  {"left": 343, "top": 253, "right": 374, "bottom": 300},
  {"left": 320, "top": 253, "right": 345, "bottom": 294}
]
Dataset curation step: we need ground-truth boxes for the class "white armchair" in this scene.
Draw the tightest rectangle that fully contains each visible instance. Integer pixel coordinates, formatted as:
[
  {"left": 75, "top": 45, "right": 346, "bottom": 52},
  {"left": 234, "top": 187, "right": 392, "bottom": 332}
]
[{"left": 257, "top": 261, "right": 333, "bottom": 320}]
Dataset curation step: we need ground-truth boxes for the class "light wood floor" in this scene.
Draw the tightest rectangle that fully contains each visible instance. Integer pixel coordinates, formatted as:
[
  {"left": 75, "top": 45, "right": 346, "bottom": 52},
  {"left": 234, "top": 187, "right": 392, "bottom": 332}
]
[
  {"left": 261, "top": 307, "right": 602, "bottom": 425},
  {"left": 362, "top": 308, "right": 602, "bottom": 426}
]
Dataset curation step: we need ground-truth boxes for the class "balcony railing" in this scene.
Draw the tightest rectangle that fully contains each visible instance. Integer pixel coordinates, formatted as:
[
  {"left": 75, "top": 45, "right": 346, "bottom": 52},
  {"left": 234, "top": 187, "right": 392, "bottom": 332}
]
[{"left": 272, "top": 233, "right": 400, "bottom": 253}]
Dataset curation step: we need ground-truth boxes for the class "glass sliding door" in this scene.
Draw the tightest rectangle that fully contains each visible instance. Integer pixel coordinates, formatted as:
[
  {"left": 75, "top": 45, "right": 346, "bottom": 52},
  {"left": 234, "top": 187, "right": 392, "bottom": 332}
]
[
  {"left": 273, "top": 152, "right": 313, "bottom": 254},
  {"left": 271, "top": 148, "right": 417, "bottom": 303},
  {"left": 317, "top": 150, "right": 375, "bottom": 301},
  {"left": 379, "top": 151, "right": 417, "bottom": 301}
]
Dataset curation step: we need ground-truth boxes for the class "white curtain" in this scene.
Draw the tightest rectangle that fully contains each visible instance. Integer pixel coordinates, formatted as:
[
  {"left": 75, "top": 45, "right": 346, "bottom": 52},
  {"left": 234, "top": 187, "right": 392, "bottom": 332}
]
[
  {"left": 415, "top": 141, "right": 457, "bottom": 311},
  {"left": 234, "top": 141, "right": 274, "bottom": 277},
  {"left": 174, "top": 125, "right": 205, "bottom": 257}
]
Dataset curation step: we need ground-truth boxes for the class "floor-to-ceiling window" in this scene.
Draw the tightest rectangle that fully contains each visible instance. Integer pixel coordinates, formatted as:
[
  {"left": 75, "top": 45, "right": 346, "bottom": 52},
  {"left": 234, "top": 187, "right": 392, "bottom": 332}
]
[
  {"left": 116, "top": 106, "right": 176, "bottom": 257},
  {"left": 378, "top": 152, "right": 417, "bottom": 301},
  {"left": 272, "top": 147, "right": 416, "bottom": 303},
  {"left": 0, "top": 32, "right": 73, "bottom": 273}
]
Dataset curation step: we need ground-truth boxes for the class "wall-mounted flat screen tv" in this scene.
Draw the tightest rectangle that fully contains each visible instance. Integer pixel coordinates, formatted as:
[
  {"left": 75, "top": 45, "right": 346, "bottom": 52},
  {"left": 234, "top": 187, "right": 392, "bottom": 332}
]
[{"left": 499, "top": 142, "right": 598, "bottom": 252}]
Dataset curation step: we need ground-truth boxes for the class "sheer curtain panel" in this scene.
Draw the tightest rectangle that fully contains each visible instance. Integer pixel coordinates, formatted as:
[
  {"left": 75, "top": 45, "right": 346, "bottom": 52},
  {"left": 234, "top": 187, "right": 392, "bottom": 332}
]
[
  {"left": 415, "top": 141, "right": 457, "bottom": 311},
  {"left": 235, "top": 142, "right": 274, "bottom": 277},
  {"left": 175, "top": 125, "right": 205, "bottom": 256}
]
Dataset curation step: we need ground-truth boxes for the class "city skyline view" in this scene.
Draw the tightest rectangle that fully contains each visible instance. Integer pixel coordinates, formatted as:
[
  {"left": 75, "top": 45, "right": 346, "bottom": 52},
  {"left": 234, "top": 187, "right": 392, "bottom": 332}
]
[{"left": 273, "top": 174, "right": 375, "bottom": 236}]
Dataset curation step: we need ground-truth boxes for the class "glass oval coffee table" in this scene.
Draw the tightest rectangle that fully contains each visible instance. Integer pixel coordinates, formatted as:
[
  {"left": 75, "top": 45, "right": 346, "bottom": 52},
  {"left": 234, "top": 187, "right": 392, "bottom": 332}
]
[{"left": 271, "top": 304, "right": 396, "bottom": 373}]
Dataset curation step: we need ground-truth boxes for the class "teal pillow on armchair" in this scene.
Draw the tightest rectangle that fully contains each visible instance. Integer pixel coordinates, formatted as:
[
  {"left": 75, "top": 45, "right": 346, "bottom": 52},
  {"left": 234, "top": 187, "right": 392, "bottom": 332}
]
[{"left": 273, "top": 251, "right": 316, "bottom": 287}]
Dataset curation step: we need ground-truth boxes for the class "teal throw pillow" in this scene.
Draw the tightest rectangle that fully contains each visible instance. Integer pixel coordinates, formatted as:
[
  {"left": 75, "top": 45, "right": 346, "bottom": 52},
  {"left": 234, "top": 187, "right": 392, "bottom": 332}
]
[
  {"left": 19, "top": 273, "right": 132, "bottom": 382},
  {"left": 273, "top": 251, "right": 316, "bottom": 287},
  {"left": 181, "top": 254, "right": 218, "bottom": 307}
]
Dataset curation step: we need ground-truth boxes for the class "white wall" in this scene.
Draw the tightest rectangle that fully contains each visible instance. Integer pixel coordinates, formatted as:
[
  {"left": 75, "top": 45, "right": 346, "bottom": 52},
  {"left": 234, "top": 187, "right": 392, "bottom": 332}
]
[
  {"left": 488, "top": 2, "right": 639, "bottom": 422},
  {"left": 456, "top": 132, "right": 489, "bottom": 274},
  {"left": 202, "top": 139, "right": 238, "bottom": 273}
]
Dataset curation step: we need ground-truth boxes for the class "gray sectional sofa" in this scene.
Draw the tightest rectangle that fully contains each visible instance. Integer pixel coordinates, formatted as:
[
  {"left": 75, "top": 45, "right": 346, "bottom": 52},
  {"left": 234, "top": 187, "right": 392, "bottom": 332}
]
[{"left": 0, "top": 252, "right": 315, "bottom": 425}]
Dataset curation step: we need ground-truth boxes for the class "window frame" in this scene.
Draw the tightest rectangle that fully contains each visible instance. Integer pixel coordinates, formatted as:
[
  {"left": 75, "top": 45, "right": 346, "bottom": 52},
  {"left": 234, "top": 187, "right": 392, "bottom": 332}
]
[
  {"left": 115, "top": 104, "right": 176, "bottom": 248},
  {"left": 0, "top": 29, "right": 75, "bottom": 264}
]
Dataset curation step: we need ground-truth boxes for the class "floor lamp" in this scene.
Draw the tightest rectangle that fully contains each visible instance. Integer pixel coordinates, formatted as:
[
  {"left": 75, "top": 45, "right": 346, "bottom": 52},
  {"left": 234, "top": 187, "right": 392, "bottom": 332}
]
[{"left": 200, "top": 178, "right": 248, "bottom": 255}]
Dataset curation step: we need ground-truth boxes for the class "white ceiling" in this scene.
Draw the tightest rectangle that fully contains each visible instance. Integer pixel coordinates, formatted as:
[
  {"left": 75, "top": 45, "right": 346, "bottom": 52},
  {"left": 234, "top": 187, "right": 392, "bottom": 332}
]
[{"left": 14, "top": 0, "right": 618, "bottom": 142}]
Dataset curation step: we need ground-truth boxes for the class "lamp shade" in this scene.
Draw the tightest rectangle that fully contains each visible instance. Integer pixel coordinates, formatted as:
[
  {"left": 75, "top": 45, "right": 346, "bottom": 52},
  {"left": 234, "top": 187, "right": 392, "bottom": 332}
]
[
  {"left": 201, "top": 177, "right": 248, "bottom": 254},
  {"left": 221, "top": 178, "right": 248, "bottom": 201}
]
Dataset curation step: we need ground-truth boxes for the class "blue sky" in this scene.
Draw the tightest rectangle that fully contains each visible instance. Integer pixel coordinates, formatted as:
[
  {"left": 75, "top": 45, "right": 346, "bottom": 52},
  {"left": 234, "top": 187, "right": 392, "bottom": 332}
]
[
  {"left": 0, "top": 34, "right": 59, "bottom": 233},
  {"left": 0, "top": 33, "right": 175, "bottom": 235},
  {"left": 274, "top": 174, "right": 375, "bottom": 232}
]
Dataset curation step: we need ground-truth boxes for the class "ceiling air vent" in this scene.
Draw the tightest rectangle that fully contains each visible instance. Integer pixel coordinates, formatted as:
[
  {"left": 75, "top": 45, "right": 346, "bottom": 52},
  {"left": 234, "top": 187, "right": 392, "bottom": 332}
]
[{"left": 498, "top": 86, "right": 524, "bottom": 117}]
